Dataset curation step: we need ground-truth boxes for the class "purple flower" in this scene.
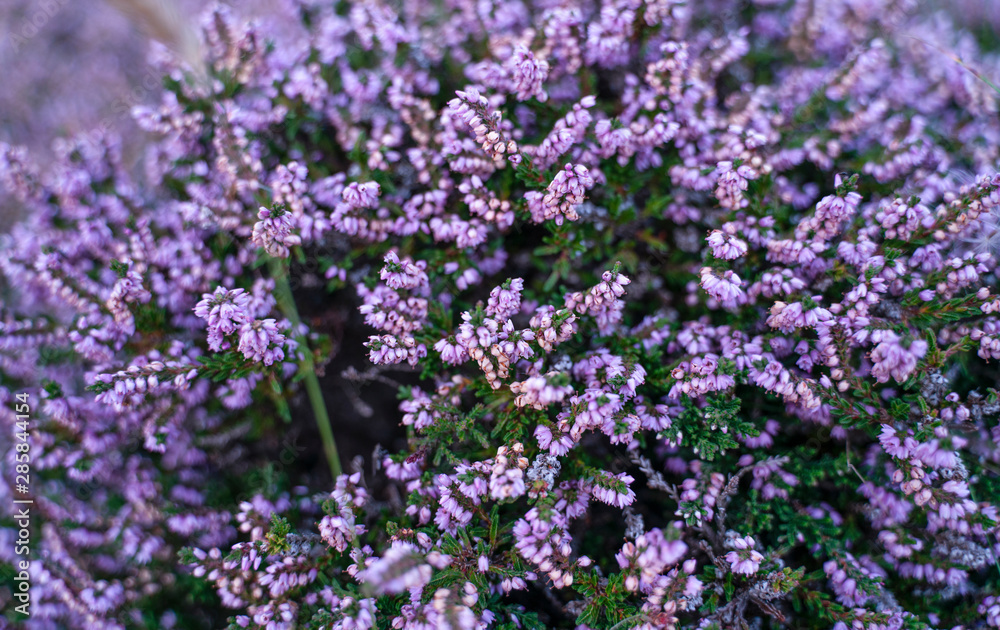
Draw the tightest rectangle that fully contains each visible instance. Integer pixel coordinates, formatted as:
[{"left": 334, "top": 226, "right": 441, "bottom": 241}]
[
  {"left": 486, "top": 278, "right": 524, "bottom": 320},
  {"left": 510, "top": 372, "right": 574, "bottom": 409},
  {"left": 522, "top": 96, "right": 595, "bottom": 170},
  {"left": 365, "top": 334, "right": 426, "bottom": 367},
  {"left": 767, "top": 300, "right": 832, "bottom": 333},
  {"left": 342, "top": 181, "right": 381, "bottom": 209},
  {"left": 252, "top": 207, "right": 301, "bottom": 258},
  {"left": 106, "top": 264, "right": 152, "bottom": 324},
  {"left": 379, "top": 251, "right": 429, "bottom": 291},
  {"left": 980, "top": 596, "right": 1000, "bottom": 627},
  {"left": 194, "top": 287, "right": 253, "bottom": 351},
  {"left": 433, "top": 336, "right": 469, "bottom": 365},
  {"left": 507, "top": 44, "right": 549, "bottom": 102},
  {"left": 725, "top": 535, "right": 764, "bottom": 575},
  {"left": 699, "top": 267, "right": 745, "bottom": 304},
  {"left": 616, "top": 528, "right": 689, "bottom": 591},
  {"left": 707, "top": 228, "right": 749, "bottom": 260},
  {"left": 449, "top": 87, "right": 521, "bottom": 164},
  {"left": 525, "top": 163, "right": 595, "bottom": 224},
  {"left": 237, "top": 319, "right": 286, "bottom": 365},
  {"left": 870, "top": 330, "right": 928, "bottom": 383},
  {"left": 591, "top": 471, "right": 636, "bottom": 508},
  {"left": 359, "top": 542, "right": 446, "bottom": 595}
]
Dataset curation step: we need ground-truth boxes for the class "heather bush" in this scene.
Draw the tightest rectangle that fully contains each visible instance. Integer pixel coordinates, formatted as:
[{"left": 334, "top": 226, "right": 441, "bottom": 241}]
[{"left": 2, "top": 1, "right": 1000, "bottom": 629}]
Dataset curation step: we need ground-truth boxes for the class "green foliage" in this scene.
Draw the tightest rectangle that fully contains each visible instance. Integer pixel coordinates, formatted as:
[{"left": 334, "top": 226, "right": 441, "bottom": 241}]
[{"left": 669, "top": 394, "right": 754, "bottom": 461}]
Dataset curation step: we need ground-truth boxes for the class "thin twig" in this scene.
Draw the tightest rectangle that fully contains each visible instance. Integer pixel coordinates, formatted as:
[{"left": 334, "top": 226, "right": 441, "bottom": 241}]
[
  {"left": 907, "top": 35, "right": 1000, "bottom": 95},
  {"left": 845, "top": 439, "right": 867, "bottom": 485},
  {"left": 342, "top": 365, "right": 404, "bottom": 389},
  {"left": 628, "top": 451, "right": 671, "bottom": 492}
]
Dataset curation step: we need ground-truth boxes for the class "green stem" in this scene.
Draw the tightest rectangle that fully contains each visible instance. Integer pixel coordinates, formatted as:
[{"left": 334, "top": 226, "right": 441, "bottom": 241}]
[{"left": 269, "top": 257, "right": 343, "bottom": 479}]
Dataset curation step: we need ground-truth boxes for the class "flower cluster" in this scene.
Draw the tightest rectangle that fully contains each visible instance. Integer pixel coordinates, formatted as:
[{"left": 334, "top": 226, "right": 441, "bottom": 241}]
[{"left": 1, "top": 0, "right": 1000, "bottom": 629}]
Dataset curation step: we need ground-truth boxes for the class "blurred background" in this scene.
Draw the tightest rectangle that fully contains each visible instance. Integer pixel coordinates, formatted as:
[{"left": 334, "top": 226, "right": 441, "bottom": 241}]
[
  {"left": 0, "top": 0, "right": 299, "bottom": 226},
  {"left": 0, "top": 0, "right": 291, "bottom": 157}
]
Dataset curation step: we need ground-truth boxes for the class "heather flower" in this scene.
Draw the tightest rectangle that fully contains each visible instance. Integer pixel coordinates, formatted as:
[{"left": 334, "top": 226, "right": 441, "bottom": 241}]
[
  {"left": 486, "top": 278, "right": 524, "bottom": 320},
  {"left": 507, "top": 44, "right": 549, "bottom": 102},
  {"left": 489, "top": 444, "right": 528, "bottom": 500},
  {"left": 269, "top": 161, "right": 311, "bottom": 217},
  {"left": 379, "top": 251, "right": 429, "bottom": 291},
  {"left": 106, "top": 264, "right": 152, "bottom": 323},
  {"left": 251, "top": 206, "right": 301, "bottom": 258},
  {"left": 591, "top": 471, "right": 636, "bottom": 508},
  {"left": 509, "top": 372, "right": 574, "bottom": 409},
  {"left": 594, "top": 119, "right": 634, "bottom": 164},
  {"left": 535, "top": 424, "right": 575, "bottom": 457},
  {"left": 433, "top": 336, "right": 469, "bottom": 365},
  {"left": 646, "top": 41, "right": 690, "bottom": 99},
  {"left": 725, "top": 535, "right": 764, "bottom": 575},
  {"left": 715, "top": 160, "right": 758, "bottom": 210},
  {"left": 980, "top": 595, "right": 1000, "bottom": 627},
  {"left": 584, "top": 3, "right": 636, "bottom": 68},
  {"left": 512, "top": 506, "right": 584, "bottom": 588},
  {"left": 449, "top": 87, "right": 520, "bottom": 165},
  {"left": 4, "top": 0, "right": 1000, "bottom": 626},
  {"left": 766, "top": 300, "right": 832, "bottom": 333},
  {"left": 364, "top": 334, "right": 426, "bottom": 367},
  {"left": 529, "top": 305, "right": 577, "bottom": 353},
  {"left": 699, "top": 267, "right": 745, "bottom": 304},
  {"left": 616, "top": 528, "right": 688, "bottom": 590},
  {"left": 194, "top": 287, "right": 253, "bottom": 351},
  {"left": 973, "top": 319, "right": 1000, "bottom": 360},
  {"left": 359, "top": 542, "right": 448, "bottom": 595},
  {"left": 668, "top": 354, "right": 736, "bottom": 398},
  {"left": 237, "top": 319, "right": 286, "bottom": 365},
  {"left": 706, "top": 228, "right": 749, "bottom": 260},
  {"left": 321, "top": 592, "right": 377, "bottom": 630},
  {"left": 586, "top": 269, "right": 631, "bottom": 310},
  {"left": 522, "top": 96, "right": 595, "bottom": 170},
  {"left": 342, "top": 181, "right": 381, "bottom": 209},
  {"left": 796, "top": 176, "right": 863, "bottom": 241},
  {"left": 92, "top": 366, "right": 167, "bottom": 411},
  {"left": 870, "top": 330, "right": 928, "bottom": 384},
  {"left": 319, "top": 473, "right": 369, "bottom": 553},
  {"left": 525, "top": 163, "right": 595, "bottom": 224}
]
